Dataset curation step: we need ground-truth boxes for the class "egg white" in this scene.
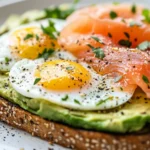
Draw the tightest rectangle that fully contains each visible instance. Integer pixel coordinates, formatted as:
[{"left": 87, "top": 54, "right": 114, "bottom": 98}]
[
  {"left": 0, "top": 18, "right": 66, "bottom": 72},
  {"left": 9, "top": 58, "right": 134, "bottom": 110}
]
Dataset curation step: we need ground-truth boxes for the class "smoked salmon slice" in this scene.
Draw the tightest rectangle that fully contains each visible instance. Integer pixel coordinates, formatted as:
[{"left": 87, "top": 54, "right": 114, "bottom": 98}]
[{"left": 58, "top": 4, "right": 150, "bottom": 98}]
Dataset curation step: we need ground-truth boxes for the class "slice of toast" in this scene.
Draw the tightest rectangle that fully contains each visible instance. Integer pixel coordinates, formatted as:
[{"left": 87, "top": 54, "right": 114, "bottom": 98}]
[{"left": 0, "top": 97, "right": 150, "bottom": 150}]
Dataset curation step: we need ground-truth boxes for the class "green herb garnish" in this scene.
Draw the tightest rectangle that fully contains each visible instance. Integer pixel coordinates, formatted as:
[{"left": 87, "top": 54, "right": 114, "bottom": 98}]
[
  {"left": 62, "top": 95, "right": 69, "bottom": 101},
  {"left": 142, "top": 9, "right": 150, "bottom": 23},
  {"left": 96, "top": 97, "right": 113, "bottom": 106},
  {"left": 109, "top": 11, "right": 118, "bottom": 19},
  {"left": 142, "top": 75, "right": 149, "bottom": 84},
  {"left": 87, "top": 44, "right": 105, "bottom": 59},
  {"left": 124, "top": 32, "right": 130, "bottom": 39},
  {"left": 41, "top": 20, "right": 58, "bottom": 39},
  {"left": 66, "top": 66, "right": 74, "bottom": 71},
  {"left": 36, "top": 34, "right": 39, "bottom": 41},
  {"left": 91, "top": 36, "right": 104, "bottom": 44},
  {"left": 44, "top": 7, "right": 75, "bottom": 20},
  {"left": 74, "top": 99, "right": 81, "bottom": 105},
  {"left": 131, "top": 4, "right": 136, "bottom": 14},
  {"left": 5, "top": 57, "right": 10, "bottom": 63},
  {"left": 118, "top": 39, "right": 132, "bottom": 47},
  {"left": 137, "top": 41, "right": 150, "bottom": 51},
  {"left": 24, "top": 34, "right": 34, "bottom": 40},
  {"left": 38, "top": 48, "right": 54, "bottom": 60},
  {"left": 34, "top": 78, "right": 41, "bottom": 85}
]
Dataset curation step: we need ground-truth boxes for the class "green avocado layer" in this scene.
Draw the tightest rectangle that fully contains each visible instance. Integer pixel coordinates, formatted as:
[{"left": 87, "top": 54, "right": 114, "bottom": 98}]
[{"left": 0, "top": 74, "right": 150, "bottom": 133}]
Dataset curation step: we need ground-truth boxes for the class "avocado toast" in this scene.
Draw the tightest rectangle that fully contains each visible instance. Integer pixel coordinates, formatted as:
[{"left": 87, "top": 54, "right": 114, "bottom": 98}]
[{"left": 1, "top": 2, "right": 150, "bottom": 150}]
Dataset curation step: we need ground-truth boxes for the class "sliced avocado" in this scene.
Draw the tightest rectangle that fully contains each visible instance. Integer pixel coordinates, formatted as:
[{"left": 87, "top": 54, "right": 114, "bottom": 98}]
[{"left": 0, "top": 74, "right": 150, "bottom": 133}]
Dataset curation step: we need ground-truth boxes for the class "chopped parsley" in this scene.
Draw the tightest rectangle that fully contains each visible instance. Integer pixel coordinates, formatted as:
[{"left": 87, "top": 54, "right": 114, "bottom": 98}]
[
  {"left": 142, "top": 9, "right": 150, "bottom": 23},
  {"left": 87, "top": 44, "right": 105, "bottom": 59},
  {"left": 96, "top": 97, "right": 113, "bottom": 106},
  {"left": 91, "top": 36, "right": 104, "bottom": 44},
  {"left": 41, "top": 20, "right": 59, "bottom": 39},
  {"left": 5, "top": 57, "right": 10, "bottom": 64},
  {"left": 36, "top": 34, "right": 39, "bottom": 40},
  {"left": 137, "top": 41, "right": 150, "bottom": 51},
  {"left": 66, "top": 66, "right": 74, "bottom": 71},
  {"left": 118, "top": 39, "right": 132, "bottom": 48},
  {"left": 74, "top": 99, "right": 81, "bottom": 105},
  {"left": 131, "top": 4, "right": 136, "bottom": 14},
  {"left": 142, "top": 75, "right": 149, "bottom": 84},
  {"left": 24, "top": 34, "right": 34, "bottom": 40},
  {"left": 124, "top": 32, "right": 130, "bottom": 39},
  {"left": 38, "top": 48, "right": 54, "bottom": 60},
  {"left": 114, "top": 75, "right": 123, "bottom": 83},
  {"left": 109, "top": 11, "right": 118, "bottom": 19},
  {"left": 62, "top": 95, "right": 69, "bottom": 101},
  {"left": 34, "top": 78, "right": 41, "bottom": 85},
  {"left": 44, "top": 7, "right": 75, "bottom": 20}
]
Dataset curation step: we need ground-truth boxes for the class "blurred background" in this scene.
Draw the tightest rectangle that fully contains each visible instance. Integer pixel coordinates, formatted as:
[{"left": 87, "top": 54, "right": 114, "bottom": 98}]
[{"left": 0, "top": 0, "right": 150, "bottom": 24}]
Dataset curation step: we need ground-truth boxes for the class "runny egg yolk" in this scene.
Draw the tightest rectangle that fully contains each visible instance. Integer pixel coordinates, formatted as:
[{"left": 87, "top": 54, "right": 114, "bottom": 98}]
[
  {"left": 34, "top": 60, "right": 91, "bottom": 91},
  {"left": 9, "top": 27, "right": 59, "bottom": 59}
]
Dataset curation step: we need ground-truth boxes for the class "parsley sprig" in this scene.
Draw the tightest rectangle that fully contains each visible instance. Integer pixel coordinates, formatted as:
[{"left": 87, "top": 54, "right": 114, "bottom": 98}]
[
  {"left": 109, "top": 11, "right": 118, "bottom": 19},
  {"left": 38, "top": 48, "right": 54, "bottom": 60},
  {"left": 41, "top": 20, "right": 59, "bottom": 39},
  {"left": 142, "top": 9, "right": 150, "bottom": 23}
]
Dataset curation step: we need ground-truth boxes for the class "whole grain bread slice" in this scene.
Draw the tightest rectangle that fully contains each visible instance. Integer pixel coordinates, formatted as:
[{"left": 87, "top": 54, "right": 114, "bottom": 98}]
[{"left": 0, "top": 97, "right": 150, "bottom": 150}]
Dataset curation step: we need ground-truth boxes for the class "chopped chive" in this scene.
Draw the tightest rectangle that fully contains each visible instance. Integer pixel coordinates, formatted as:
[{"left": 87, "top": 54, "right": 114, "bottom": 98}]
[
  {"left": 74, "top": 99, "right": 81, "bottom": 105},
  {"left": 96, "top": 97, "right": 113, "bottom": 106},
  {"left": 62, "top": 95, "right": 69, "bottom": 101},
  {"left": 34, "top": 78, "right": 41, "bottom": 85}
]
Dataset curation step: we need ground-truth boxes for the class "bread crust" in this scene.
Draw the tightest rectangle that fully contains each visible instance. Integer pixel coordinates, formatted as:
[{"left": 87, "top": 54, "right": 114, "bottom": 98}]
[{"left": 0, "top": 97, "right": 150, "bottom": 150}]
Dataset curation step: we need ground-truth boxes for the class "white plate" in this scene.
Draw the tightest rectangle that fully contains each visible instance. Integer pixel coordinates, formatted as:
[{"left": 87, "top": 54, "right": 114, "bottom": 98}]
[{"left": 0, "top": 0, "right": 150, "bottom": 150}]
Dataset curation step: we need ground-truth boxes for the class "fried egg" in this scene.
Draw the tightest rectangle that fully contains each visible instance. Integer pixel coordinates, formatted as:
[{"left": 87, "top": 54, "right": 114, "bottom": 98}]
[
  {"left": 9, "top": 58, "right": 135, "bottom": 110},
  {"left": 0, "top": 18, "right": 66, "bottom": 72}
]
